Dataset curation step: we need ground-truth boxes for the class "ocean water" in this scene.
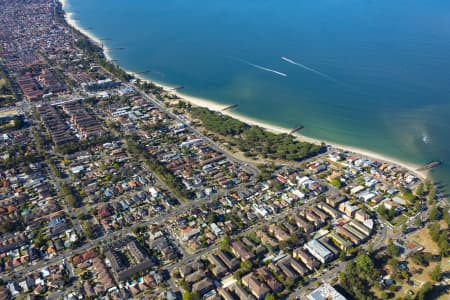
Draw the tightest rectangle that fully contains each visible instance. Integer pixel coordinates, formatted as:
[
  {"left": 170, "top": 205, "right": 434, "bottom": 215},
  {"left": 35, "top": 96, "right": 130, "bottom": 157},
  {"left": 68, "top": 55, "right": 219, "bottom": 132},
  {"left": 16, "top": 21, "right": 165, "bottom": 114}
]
[{"left": 65, "top": 0, "right": 450, "bottom": 193}]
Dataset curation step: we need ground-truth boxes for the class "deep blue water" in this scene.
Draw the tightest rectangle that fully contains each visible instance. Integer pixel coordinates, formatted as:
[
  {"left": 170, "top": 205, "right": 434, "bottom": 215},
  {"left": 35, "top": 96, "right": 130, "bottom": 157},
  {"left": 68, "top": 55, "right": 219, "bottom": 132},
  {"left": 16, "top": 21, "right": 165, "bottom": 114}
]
[{"left": 65, "top": 0, "right": 450, "bottom": 192}]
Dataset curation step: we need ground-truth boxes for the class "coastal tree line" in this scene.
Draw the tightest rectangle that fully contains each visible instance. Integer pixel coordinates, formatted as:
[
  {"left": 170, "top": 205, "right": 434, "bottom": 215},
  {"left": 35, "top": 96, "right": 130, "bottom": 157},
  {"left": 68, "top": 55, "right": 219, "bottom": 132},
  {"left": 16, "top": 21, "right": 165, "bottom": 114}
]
[{"left": 189, "top": 107, "right": 325, "bottom": 161}]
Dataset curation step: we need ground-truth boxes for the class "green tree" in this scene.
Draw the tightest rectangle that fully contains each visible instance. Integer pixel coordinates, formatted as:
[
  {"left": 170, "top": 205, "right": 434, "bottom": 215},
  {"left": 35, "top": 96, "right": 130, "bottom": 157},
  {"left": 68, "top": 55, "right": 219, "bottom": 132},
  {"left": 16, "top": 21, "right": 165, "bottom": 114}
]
[
  {"left": 219, "top": 235, "right": 231, "bottom": 251},
  {"left": 427, "top": 186, "right": 436, "bottom": 204},
  {"left": 240, "top": 260, "right": 253, "bottom": 272},
  {"left": 330, "top": 179, "right": 342, "bottom": 188},
  {"left": 402, "top": 223, "right": 407, "bottom": 234},
  {"left": 414, "top": 215, "right": 422, "bottom": 227},
  {"left": 0, "top": 220, "right": 17, "bottom": 234},
  {"left": 428, "top": 222, "right": 441, "bottom": 242},
  {"left": 438, "top": 231, "right": 448, "bottom": 257},
  {"left": 442, "top": 208, "right": 450, "bottom": 226},
  {"left": 386, "top": 239, "right": 400, "bottom": 257},
  {"left": 428, "top": 205, "right": 439, "bottom": 221},
  {"left": 178, "top": 279, "right": 190, "bottom": 292},
  {"left": 339, "top": 250, "right": 346, "bottom": 261},
  {"left": 377, "top": 204, "right": 395, "bottom": 221},
  {"left": 416, "top": 282, "right": 433, "bottom": 300},
  {"left": 401, "top": 270, "right": 410, "bottom": 281},
  {"left": 207, "top": 213, "right": 217, "bottom": 224},
  {"left": 355, "top": 254, "right": 374, "bottom": 279},
  {"left": 339, "top": 260, "right": 375, "bottom": 300},
  {"left": 182, "top": 292, "right": 192, "bottom": 300},
  {"left": 411, "top": 252, "right": 430, "bottom": 267},
  {"left": 33, "top": 234, "right": 47, "bottom": 248},
  {"left": 190, "top": 107, "right": 324, "bottom": 162},
  {"left": 60, "top": 183, "right": 81, "bottom": 208},
  {"left": 126, "top": 139, "right": 192, "bottom": 200},
  {"left": 388, "top": 258, "right": 399, "bottom": 275},
  {"left": 429, "top": 263, "right": 442, "bottom": 282},
  {"left": 415, "top": 183, "right": 424, "bottom": 197},
  {"left": 82, "top": 221, "right": 94, "bottom": 239},
  {"left": 264, "top": 294, "right": 276, "bottom": 300}
]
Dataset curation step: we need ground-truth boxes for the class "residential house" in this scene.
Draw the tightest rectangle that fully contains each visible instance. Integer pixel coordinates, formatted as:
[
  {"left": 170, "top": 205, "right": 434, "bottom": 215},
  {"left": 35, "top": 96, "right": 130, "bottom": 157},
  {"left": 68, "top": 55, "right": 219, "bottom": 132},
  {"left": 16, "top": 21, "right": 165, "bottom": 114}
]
[{"left": 242, "top": 273, "right": 270, "bottom": 300}]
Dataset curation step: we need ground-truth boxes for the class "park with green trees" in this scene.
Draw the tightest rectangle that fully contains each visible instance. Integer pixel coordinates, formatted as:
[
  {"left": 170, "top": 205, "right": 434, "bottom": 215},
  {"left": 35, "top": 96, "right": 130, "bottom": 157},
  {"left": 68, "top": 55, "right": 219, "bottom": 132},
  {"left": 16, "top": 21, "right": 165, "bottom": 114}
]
[{"left": 189, "top": 107, "right": 324, "bottom": 161}]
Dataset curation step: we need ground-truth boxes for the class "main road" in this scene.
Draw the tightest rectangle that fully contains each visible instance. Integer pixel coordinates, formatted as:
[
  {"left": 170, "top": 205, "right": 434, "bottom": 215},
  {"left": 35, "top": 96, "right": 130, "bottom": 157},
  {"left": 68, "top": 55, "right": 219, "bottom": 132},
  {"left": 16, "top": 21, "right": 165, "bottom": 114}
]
[{"left": 131, "top": 85, "right": 261, "bottom": 178}]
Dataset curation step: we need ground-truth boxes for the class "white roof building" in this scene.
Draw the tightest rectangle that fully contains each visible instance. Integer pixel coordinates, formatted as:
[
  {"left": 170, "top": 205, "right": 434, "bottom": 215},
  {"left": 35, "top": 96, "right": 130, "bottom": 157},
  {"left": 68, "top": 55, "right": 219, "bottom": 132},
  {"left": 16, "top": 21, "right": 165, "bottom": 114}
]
[
  {"left": 306, "top": 283, "right": 347, "bottom": 300},
  {"left": 292, "top": 189, "right": 305, "bottom": 199},
  {"left": 360, "top": 191, "right": 376, "bottom": 202},
  {"left": 253, "top": 204, "right": 269, "bottom": 217},
  {"left": 350, "top": 185, "right": 365, "bottom": 195},
  {"left": 210, "top": 223, "right": 222, "bottom": 236},
  {"left": 70, "top": 165, "right": 84, "bottom": 174},
  {"left": 305, "top": 239, "right": 334, "bottom": 263}
]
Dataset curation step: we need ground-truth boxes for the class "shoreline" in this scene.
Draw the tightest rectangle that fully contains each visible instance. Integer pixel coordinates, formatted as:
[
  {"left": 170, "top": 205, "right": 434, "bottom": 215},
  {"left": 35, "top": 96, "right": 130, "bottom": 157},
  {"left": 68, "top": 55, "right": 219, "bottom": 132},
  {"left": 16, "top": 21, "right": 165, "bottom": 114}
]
[
  {"left": 133, "top": 78, "right": 428, "bottom": 180},
  {"left": 59, "top": 0, "right": 428, "bottom": 180},
  {"left": 59, "top": 0, "right": 113, "bottom": 62}
]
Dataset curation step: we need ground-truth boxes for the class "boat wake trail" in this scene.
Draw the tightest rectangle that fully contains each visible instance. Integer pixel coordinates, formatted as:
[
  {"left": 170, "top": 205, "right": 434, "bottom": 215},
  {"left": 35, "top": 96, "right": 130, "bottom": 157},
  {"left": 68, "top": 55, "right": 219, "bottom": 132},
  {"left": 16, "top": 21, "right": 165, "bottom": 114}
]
[
  {"left": 234, "top": 58, "right": 287, "bottom": 77},
  {"left": 281, "top": 56, "right": 337, "bottom": 82}
]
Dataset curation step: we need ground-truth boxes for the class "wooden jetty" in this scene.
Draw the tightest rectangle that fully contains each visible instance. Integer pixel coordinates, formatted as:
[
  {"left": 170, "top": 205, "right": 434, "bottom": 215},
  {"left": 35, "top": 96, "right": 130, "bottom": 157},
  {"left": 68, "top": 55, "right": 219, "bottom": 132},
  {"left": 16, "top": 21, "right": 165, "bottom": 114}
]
[
  {"left": 169, "top": 86, "right": 184, "bottom": 91},
  {"left": 222, "top": 104, "right": 238, "bottom": 111},
  {"left": 417, "top": 161, "right": 441, "bottom": 171},
  {"left": 289, "top": 124, "right": 304, "bottom": 135},
  {"left": 135, "top": 70, "right": 151, "bottom": 75}
]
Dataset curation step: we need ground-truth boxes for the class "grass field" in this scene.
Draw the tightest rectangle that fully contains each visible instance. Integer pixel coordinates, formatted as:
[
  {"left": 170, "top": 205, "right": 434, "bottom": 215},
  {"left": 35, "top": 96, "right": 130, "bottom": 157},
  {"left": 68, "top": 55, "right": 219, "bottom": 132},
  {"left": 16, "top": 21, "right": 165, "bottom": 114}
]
[
  {"left": 405, "top": 226, "right": 449, "bottom": 298},
  {"left": 373, "top": 224, "right": 449, "bottom": 299},
  {"left": 408, "top": 227, "right": 441, "bottom": 255}
]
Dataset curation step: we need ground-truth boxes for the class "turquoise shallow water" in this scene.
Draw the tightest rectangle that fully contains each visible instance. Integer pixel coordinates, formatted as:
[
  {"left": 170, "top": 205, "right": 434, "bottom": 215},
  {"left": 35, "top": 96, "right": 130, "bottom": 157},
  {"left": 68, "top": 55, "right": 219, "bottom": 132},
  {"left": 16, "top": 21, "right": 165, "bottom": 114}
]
[{"left": 65, "top": 0, "right": 450, "bottom": 192}]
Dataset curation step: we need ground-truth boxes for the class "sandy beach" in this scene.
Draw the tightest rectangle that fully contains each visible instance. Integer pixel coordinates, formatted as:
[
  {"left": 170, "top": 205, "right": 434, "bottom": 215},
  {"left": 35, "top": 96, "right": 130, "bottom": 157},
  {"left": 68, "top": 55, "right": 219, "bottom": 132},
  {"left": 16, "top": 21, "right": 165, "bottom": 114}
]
[
  {"left": 60, "top": 0, "right": 113, "bottom": 61},
  {"left": 60, "top": 0, "right": 428, "bottom": 180},
  {"left": 148, "top": 81, "right": 428, "bottom": 180}
]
